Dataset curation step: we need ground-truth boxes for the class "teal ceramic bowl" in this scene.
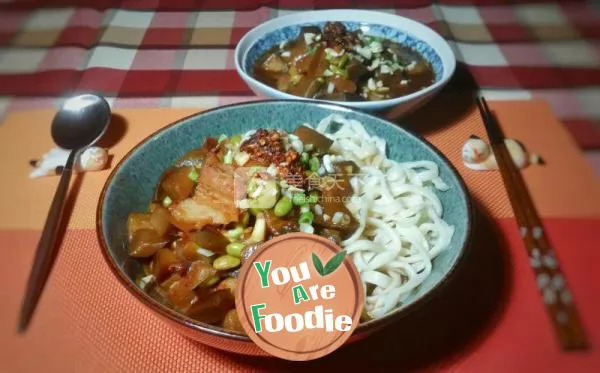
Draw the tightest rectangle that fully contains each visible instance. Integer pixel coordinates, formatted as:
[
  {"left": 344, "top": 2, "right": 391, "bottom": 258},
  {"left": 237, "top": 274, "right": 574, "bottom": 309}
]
[{"left": 97, "top": 100, "right": 472, "bottom": 356}]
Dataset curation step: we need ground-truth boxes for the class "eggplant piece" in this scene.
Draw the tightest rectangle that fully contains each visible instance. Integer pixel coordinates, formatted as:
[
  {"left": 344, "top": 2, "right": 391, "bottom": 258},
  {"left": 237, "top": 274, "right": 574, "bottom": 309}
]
[
  {"left": 174, "top": 148, "right": 208, "bottom": 168},
  {"left": 295, "top": 45, "right": 327, "bottom": 75},
  {"left": 189, "top": 227, "right": 230, "bottom": 255},
  {"left": 154, "top": 248, "right": 185, "bottom": 282},
  {"left": 300, "top": 26, "right": 322, "bottom": 36},
  {"left": 313, "top": 187, "right": 359, "bottom": 235},
  {"left": 156, "top": 166, "right": 196, "bottom": 202},
  {"left": 315, "top": 91, "right": 365, "bottom": 102},
  {"left": 332, "top": 161, "right": 359, "bottom": 198},
  {"left": 331, "top": 76, "right": 357, "bottom": 93},
  {"left": 387, "top": 43, "right": 420, "bottom": 64},
  {"left": 173, "top": 239, "right": 212, "bottom": 263},
  {"left": 222, "top": 309, "right": 246, "bottom": 334},
  {"left": 276, "top": 74, "right": 291, "bottom": 91},
  {"left": 128, "top": 229, "right": 169, "bottom": 258},
  {"left": 407, "top": 61, "right": 428, "bottom": 75},
  {"left": 318, "top": 228, "right": 342, "bottom": 245},
  {"left": 336, "top": 160, "right": 360, "bottom": 174},
  {"left": 262, "top": 53, "right": 286, "bottom": 73},
  {"left": 367, "top": 91, "right": 388, "bottom": 101},
  {"left": 167, "top": 261, "right": 216, "bottom": 310},
  {"left": 289, "top": 76, "right": 324, "bottom": 98},
  {"left": 127, "top": 213, "right": 154, "bottom": 241},
  {"left": 186, "top": 289, "right": 235, "bottom": 324},
  {"left": 346, "top": 59, "right": 369, "bottom": 81},
  {"left": 293, "top": 125, "right": 333, "bottom": 153},
  {"left": 150, "top": 204, "right": 171, "bottom": 237},
  {"left": 264, "top": 210, "right": 299, "bottom": 236},
  {"left": 216, "top": 277, "right": 238, "bottom": 296},
  {"left": 379, "top": 70, "right": 402, "bottom": 87},
  {"left": 303, "top": 78, "right": 325, "bottom": 98}
]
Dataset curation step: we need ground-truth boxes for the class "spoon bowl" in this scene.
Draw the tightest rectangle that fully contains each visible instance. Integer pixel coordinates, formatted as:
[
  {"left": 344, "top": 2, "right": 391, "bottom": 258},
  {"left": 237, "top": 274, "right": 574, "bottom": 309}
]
[{"left": 51, "top": 94, "right": 111, "bottom": 150}]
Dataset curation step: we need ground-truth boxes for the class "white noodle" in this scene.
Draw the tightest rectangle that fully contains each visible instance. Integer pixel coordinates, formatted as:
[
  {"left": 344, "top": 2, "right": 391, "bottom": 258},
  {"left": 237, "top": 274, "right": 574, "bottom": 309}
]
[{"left": 316, "top": 114, "right": 455, "bottom": 318}]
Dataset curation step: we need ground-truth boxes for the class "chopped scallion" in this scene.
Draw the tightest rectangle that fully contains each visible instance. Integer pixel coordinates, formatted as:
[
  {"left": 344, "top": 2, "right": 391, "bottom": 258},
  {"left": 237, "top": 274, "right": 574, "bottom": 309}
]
[
  {"left": 197, "top": 247, "right": 215, "bottom": 257},
  {"left": 228, "top": 225, "right": 244, "bottom": 239},
  {"left": 188, "top": 168, "right": 199, "bottom": 182},
  {"left": 337, "top": 54, "right": 350, "bottom": 68},
  {"left": 298, "top": 211, "right": 314, "bottom": 225},
  {"left": 292, "top": 193, "right": 307, "bottom": 206},
  {"left": 218, "top": 134, "right": 228, "bottom": 143},
  {"left": 223, "top": 150, "right": 233, "bottom": 165},
  {"left": 230, "top": 134, "right": 242, "bottom": 146},
  {"left": 162, "top": 195, "right": 173, "bottom": 208}
]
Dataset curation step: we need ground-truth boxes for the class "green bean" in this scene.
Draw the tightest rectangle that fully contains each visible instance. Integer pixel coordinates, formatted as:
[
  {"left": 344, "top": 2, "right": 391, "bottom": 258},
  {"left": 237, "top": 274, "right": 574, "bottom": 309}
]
[
  {"left": 200, "top": 275, "right": 220, "bottom": 287},
  {"left": 274, "top": 196, "right": 293, "bottom": 217},
  {"left": 298, "top": 211, "right": 314, "bottom": 225},
  {"left": 292, "top": 193, "right": 307, "bottom": 206},
  {"left": 213, "top": 255, "right": 241, "bottom": 271},
  {"left": 227, "top": 225, "right": 243, "bottom": 239},
  {"left": 309, "top": 157, "right": 320, "bottom": 172},
  {"left": 226, "top": 242, "right": 245, "bottom": 258}
]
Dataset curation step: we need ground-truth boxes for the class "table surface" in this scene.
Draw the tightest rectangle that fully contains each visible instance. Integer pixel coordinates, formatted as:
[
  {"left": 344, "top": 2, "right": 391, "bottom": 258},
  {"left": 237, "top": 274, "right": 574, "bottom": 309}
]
[
  {"left": 0, "top": 0, "right": 599, "bottom": 371},
  {"left": 0, "top": 101, "right": 599, "bottom": 372}
]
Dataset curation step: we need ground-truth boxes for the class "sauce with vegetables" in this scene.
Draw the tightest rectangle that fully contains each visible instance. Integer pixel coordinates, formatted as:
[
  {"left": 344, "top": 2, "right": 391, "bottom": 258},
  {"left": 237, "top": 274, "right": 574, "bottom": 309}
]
[
  {"left": 253, "top": 22, "right": 435, "bottom": 102},
  {"left": 127, "top": 125, "right": 360, "bottom": 333}
]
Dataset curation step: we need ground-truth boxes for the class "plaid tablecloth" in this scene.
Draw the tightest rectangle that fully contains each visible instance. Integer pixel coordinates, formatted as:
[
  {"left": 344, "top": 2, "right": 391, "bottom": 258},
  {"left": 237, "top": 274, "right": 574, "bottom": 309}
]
[{"left": 0, "top": 0, "right": 599, "bottom": 152}]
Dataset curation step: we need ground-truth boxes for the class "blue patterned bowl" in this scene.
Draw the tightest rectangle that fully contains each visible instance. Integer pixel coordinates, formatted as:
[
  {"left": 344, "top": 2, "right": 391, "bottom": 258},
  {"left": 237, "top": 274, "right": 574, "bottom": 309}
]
[
  {"left": 97, "top": 100, "right": 471, "bottom": 356},
  {"left": 235, "top": 10, "right": 456, "bottom": 115}
]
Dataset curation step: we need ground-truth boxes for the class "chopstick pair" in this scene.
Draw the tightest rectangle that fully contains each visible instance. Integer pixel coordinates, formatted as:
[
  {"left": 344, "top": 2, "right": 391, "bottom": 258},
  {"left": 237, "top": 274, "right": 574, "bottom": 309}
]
[{"left": 476, "top": 97, "right": 588, "bottom": 350}]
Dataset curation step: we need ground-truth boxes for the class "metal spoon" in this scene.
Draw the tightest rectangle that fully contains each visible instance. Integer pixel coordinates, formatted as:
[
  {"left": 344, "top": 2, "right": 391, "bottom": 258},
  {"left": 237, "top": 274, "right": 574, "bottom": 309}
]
[{"left": 18, "top": 94, "right": 111, "bottom": 333}]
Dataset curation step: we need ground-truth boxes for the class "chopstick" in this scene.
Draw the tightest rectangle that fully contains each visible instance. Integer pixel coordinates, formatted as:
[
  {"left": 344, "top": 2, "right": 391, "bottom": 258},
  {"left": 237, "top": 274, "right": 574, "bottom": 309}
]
[{"left": 476, "top": 97, "right": 588, "bottom": 350}]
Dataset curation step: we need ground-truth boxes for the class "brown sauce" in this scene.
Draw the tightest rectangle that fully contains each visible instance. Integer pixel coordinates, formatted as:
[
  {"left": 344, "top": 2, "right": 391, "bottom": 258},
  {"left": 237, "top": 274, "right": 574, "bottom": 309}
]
[{"left": 252, "top": 22, "right": 435, "bottom": 102}]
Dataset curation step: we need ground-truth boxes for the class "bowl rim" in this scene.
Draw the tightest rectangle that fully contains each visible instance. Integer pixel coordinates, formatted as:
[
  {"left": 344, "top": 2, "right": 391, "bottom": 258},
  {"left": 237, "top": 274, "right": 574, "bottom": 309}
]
[
  {"left": 96, "top": 99, "right": 473, "bottom": 343},
  {"left": 234, "top": 9, "right": 456, "bottom": 110}
]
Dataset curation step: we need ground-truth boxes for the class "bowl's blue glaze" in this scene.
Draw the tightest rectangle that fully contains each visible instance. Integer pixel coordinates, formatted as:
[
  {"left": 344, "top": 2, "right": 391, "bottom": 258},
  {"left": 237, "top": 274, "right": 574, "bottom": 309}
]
[
  {"left": 244, "top": 21, "right": 443, "bottom": 83},
  {"left": 99, "top": 100, "right": 470, "bottom": 332}
]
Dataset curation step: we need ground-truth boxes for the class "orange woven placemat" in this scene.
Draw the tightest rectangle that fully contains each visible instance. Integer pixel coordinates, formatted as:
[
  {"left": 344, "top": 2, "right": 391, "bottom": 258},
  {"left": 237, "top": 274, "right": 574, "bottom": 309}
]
[{"left": 0, "top": 101, "right": 598, "bottom": 372}]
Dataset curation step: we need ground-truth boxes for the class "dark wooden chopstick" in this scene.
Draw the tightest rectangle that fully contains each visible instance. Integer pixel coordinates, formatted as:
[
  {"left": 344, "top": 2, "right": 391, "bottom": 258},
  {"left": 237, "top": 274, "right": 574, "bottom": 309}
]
[{"left": 476, "top": 97, "right": 588, "bottom": 350}]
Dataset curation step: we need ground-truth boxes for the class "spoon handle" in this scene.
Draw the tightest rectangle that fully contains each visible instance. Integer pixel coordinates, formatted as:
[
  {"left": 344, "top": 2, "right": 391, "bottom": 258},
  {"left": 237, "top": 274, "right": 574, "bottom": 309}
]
[{"left": 18, "top": 151, "right": 77, "bottom": 332}]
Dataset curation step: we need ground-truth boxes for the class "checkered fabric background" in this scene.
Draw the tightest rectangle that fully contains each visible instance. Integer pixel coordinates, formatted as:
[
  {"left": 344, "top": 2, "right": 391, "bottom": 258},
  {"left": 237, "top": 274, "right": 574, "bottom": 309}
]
[{"left": 0, "top": 0, "right": 599, "bottom": 170}]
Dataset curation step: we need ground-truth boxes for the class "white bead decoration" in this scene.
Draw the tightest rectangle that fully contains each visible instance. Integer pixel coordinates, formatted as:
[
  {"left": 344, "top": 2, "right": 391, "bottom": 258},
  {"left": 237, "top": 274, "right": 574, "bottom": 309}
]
[
  {"left": 543, "top": 288, "right": 557, "bottom": 305},
  {"left": 532, "top": 226, "right": 542, "bottom": 239},
  {"left": 551, "top": 274, "right": 565, "bottom": 291},
  {"left": 520, "top": 226, "right": 528, "bottom": 238},
  {"left": 537, "top": 273, "right": 551, "bottom": 289},
  {"left": 560, "top": 289, "right": 573, "bottom": 305}
]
